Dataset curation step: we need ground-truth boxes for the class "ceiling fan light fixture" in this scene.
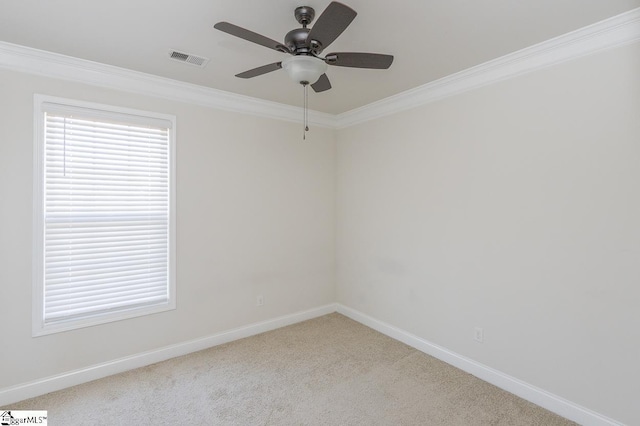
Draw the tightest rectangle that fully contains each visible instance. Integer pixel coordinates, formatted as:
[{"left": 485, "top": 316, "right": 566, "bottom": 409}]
[{"left": 282, "top": 55, "right": 327, "bottom": 85}]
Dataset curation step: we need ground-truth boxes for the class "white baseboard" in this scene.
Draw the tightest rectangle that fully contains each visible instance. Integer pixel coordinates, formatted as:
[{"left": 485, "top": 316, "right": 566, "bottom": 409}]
[
  {"left": 0, "top": 303, "right": 337, "bottom": 407},
  {"left": 336, "top": 304, "right": 624, "bottom": 426},
  {"left": 1, "top": 302, "right": 625, "bottom": 426}
]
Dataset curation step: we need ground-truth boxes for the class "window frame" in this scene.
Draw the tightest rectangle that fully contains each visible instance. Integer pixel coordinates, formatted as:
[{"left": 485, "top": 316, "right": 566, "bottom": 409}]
[{"left": 32, "top": 94, "right": 177, "bottom": 337}]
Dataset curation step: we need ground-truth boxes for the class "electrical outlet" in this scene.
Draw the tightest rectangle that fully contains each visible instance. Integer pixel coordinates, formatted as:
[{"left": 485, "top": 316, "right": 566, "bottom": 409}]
[
  {"left": 256, "top": 295, "right": 264, "bottom": 307},
  {"left": 474, "top": 327, "right": 484, "bottom": 343}
]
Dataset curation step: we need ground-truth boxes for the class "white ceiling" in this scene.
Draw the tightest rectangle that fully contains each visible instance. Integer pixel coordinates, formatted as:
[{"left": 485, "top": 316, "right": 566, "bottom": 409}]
[{"left": 1, "top": 0, "right": 639, "bottom": 114}]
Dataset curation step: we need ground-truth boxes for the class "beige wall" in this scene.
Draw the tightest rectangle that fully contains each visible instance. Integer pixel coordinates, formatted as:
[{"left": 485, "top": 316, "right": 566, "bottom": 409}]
[
  {"left": 336, "top": 42, "right": 640, "bottom": 425},
  {"left": 0, "top": 69, "right": 336, "bottom": 388},
  {"left": 1, "top": 40, "right": 639, "bottom": 425}
]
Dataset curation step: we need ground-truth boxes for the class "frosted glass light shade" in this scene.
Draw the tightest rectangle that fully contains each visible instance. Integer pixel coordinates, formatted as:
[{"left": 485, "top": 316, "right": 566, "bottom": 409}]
[{"left": 282, "top": 55, "right": 327, "bottom": 85}]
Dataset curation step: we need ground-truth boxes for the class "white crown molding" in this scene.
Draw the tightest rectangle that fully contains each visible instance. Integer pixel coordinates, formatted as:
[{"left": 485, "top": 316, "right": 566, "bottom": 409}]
[
  {"left": 335, "top": 7, "right": 640, "bottom": 129},
  {"left": 336, "top": 304, "right": 626, "bottom": 426},
  {"left": 0, "top": 8, "right": 638, "bottom": 130},
  {"left": 0, "top": 41, "right": 335, "bottom": 128}
]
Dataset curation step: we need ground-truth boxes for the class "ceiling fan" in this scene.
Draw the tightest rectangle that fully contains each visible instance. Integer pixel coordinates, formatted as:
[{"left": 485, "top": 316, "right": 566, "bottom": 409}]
[{"left": 214, "top": 1, "right": 394, "bottom": 94}]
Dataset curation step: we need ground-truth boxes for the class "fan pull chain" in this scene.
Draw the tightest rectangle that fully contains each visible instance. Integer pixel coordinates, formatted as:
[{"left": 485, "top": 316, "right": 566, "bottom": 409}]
[{"left": 302, "top": 83, "right": 309, "bottom": 140}]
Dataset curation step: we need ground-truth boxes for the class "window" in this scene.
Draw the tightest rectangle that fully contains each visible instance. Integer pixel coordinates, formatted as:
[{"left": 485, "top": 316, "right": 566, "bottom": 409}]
[{"left": 33, "top": 95, "right": 176, "bottom": 336}]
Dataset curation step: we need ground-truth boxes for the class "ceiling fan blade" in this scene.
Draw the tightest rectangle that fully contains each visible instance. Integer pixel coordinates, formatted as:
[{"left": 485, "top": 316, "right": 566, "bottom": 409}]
[
  {"left": 214, "top": 22, "right": 289, "bottom": 53},
  {"left": 235, "top": 62, "right": 283, "bottom": 79},
  {"left": 325, "top": 52, "right": 394, "bottom": 69},
  {"left": 311, "top": 73, "right": 332, "bottom": 93},
  {"left": 306, "top": 2, "right": 357, "bottom": 51}
]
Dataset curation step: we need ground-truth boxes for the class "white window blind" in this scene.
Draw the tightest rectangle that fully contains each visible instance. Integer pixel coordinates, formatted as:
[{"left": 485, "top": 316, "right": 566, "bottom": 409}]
[{"left": 34, "top": 97, "right": 176, "bottom": 335}]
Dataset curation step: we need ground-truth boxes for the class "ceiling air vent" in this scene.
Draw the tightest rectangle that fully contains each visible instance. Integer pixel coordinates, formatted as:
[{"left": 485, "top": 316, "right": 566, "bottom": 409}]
[{"left": 168, "top": 50, "right": 210, "bottom": 68}]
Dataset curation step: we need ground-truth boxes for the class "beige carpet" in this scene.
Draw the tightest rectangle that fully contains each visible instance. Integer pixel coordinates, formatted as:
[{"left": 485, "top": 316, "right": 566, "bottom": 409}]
[{"left": 7, "top": 313, "right": 576, "bottom": 425}]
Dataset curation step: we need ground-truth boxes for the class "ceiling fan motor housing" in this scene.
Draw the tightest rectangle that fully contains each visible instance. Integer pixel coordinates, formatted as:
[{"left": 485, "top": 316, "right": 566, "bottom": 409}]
[
  {"left": 288, "top": 6, "right": 323, "bottom": 55},
  {"left": 285, "top": 28, "right": 311, "bottom": 53}
]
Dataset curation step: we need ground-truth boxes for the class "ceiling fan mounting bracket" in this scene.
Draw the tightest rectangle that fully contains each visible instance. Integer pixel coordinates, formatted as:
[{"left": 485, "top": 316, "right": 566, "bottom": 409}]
[{"left": 294, "top": 6, "right": 315, "bottom": 27}]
